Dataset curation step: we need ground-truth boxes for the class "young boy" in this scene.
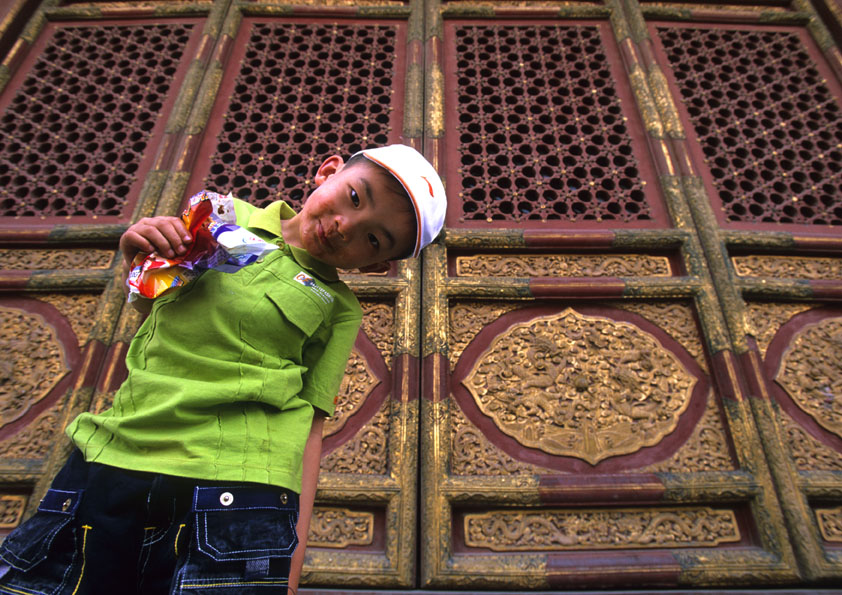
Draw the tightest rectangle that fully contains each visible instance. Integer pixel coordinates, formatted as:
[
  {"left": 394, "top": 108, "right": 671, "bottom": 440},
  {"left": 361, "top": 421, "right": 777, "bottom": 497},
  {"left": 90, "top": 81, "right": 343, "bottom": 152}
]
[{"left": 0, "top": 145, "right": 446, "bottom": 595}]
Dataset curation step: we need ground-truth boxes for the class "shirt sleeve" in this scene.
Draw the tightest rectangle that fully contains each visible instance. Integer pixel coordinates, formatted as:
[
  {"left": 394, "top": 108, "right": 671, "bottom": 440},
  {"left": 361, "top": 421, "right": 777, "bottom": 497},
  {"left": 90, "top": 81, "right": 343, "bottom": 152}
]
[{"left": 298, "top": 312, "right": 362, "bottom": 416}]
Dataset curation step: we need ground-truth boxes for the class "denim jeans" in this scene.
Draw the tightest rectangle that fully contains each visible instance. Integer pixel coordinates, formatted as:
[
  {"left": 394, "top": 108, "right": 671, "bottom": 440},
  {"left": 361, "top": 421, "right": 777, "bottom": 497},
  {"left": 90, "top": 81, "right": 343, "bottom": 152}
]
[{"left": 0, "top": 451, "right": 299, "bottom": 594}]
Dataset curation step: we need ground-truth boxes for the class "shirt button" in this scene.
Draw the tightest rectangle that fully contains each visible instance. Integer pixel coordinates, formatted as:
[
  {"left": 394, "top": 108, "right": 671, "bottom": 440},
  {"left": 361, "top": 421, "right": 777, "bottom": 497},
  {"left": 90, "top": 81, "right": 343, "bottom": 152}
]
[
  {"left": 61, "top": 498, "right": 72, "bottom": 512},
  {"left": 220, "top": 492, "right": 234, "bottom": 506},
  {"left": 280, "top": 493, "right": 288, "bottom": 505}
]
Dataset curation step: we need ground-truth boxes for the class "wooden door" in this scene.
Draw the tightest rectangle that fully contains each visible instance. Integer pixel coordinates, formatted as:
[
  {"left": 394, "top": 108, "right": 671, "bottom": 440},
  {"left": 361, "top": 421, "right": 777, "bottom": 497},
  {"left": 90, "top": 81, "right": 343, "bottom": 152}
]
[{"left": 1, "top": 0, "right": 842, "bottom": 591}]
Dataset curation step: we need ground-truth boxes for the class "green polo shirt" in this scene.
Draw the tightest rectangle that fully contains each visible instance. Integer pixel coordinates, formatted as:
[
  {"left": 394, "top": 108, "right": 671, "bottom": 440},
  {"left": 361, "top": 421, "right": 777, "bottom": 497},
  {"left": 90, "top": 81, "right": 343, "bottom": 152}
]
[{"left": 67, "top": 199, "right": 362, "bottom": 493}]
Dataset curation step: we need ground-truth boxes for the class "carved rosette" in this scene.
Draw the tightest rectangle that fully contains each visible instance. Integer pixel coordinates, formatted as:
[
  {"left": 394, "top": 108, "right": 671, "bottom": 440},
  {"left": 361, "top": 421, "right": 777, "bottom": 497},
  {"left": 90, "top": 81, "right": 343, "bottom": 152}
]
[
  {"left": 0, "top": 306, "right": 70, "bottom": 427},
  {"left": 816, "top": 506, "right": 842, "bottom": 543},
  {"left": 0, "top": 495, "right": 27, "bottom": 529},
  {"left": 776, "top": 317, "right": 842, "bottom": 439},
  {"left": 308, "top": 507, "right": 374, "bottom": 548},
  {"left": 463, "top": 507, "right": 740, "bottom": 550},
  {"left": 463, "top": 308, "right": 696, "bottom": 464}
]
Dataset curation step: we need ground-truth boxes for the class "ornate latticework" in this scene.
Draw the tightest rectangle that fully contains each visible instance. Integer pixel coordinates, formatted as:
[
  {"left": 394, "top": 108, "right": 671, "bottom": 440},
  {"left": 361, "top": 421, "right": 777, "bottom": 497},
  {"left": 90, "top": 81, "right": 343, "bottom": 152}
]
[
  {"left": 202, "top": 21, "right": 401, "bottom": 210},
  {"left": 0, "top": 22, "right": 194, "bottom": 217},
  {"left": 658, "top": 25, "right": 842, "bottom": 226},
  {"left": 449, "top": 23, "right": 653, "bottom": 224}
]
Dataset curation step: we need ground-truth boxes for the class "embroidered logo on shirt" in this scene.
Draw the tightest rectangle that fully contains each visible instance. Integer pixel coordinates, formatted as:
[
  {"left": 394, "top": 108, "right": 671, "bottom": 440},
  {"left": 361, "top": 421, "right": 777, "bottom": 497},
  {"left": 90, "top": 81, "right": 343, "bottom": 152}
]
[{"left": 294, "top": 271, "right": 333, "bottom": 304}]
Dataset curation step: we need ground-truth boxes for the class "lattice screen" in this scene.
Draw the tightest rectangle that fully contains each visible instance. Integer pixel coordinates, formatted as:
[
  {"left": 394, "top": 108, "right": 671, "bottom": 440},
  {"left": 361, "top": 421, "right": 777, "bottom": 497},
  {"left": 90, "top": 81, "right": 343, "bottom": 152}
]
[
  {"left": 658, "top": 25, "right": 842, "bottom": 226},
  {"left": 0, "top": 22, "right": 194, "bottom": 218},
  {"left": 448, "top": 23, "right": 655, "bottom": 225}
]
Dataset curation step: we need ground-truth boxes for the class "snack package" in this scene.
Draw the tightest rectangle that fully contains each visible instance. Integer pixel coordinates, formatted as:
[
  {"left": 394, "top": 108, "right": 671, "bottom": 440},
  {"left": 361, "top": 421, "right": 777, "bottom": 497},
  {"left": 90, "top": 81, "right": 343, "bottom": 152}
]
[{"left": 126, "top": 190, "right": 278, "bottom": 302}]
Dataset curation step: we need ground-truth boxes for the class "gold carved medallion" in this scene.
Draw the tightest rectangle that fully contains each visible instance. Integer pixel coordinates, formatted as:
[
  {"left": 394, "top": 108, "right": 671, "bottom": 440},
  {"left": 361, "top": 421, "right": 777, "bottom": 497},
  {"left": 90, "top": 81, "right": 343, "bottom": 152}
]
[
  {"left": 776, "top": 317, "right": 842, "bottom": 438},
  {"left": 463, "top": 308, "right": 696, "bottom": 464}
]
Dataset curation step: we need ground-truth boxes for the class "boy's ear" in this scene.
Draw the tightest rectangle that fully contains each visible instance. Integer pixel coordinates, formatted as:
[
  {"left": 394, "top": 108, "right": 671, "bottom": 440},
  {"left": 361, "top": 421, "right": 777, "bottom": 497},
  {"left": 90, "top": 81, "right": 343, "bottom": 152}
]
[
  {"left": 358, "top": 261, "right": 391, "bottom": 274},
  {"left": 314, "top": 155, "right": 345, "bottom": 187}
]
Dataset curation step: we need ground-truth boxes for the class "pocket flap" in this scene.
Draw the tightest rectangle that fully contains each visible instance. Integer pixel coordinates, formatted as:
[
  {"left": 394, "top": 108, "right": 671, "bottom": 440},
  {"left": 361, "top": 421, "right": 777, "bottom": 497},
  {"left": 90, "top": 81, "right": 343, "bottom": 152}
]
[
  {"left": 0, "top": 489, "right": 82, "bottom": 571},
  {"left": 265, "top": 284, "right": 324, "bottom": 337}
]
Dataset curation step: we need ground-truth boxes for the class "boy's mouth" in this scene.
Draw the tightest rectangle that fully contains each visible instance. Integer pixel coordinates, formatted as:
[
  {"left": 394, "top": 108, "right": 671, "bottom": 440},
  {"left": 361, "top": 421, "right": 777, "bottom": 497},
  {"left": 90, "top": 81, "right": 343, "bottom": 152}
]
[{"left": 317, "top": 220, "right": 332, "bottom": 251}]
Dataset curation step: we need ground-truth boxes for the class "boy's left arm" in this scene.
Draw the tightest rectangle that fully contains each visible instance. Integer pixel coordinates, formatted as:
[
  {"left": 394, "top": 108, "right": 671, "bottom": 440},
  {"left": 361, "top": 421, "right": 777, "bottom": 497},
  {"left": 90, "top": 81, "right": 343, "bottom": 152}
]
[{"left": 287, "top": 410, "right": 326, "bottom": 595}]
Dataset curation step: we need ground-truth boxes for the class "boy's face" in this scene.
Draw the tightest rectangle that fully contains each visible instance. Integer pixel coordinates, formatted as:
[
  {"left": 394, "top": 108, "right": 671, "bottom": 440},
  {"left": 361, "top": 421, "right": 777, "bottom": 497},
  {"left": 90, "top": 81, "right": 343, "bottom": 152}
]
[{"left": 284, "top": 156, "right": 416, "bottom": 271}]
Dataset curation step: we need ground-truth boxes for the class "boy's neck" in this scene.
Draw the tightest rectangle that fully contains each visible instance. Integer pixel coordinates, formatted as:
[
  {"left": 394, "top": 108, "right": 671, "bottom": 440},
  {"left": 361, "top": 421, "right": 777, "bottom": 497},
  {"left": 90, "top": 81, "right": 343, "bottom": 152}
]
[{"left": 281, "top": 215, "right": 302, "bottom": 249}]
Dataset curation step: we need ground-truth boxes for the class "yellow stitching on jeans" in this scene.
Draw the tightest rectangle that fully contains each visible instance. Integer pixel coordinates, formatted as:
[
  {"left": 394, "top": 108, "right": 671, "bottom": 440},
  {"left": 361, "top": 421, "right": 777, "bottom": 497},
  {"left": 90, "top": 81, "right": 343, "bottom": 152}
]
[
  {"left": 0, "top": 584, "right": 35, "bottom": 595},
  {"left": 174, "top": 524, "right": 186, "bottom": 557},
  {"left": 70, "top": 525, "right": 92, "bottom": 595}
]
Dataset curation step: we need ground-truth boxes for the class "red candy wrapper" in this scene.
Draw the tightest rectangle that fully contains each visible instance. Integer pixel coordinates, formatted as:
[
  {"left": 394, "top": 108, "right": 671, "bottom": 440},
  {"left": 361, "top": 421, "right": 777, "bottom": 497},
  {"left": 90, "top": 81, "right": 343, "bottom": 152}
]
[{"left": 126, "top": 191, "right": 278, "bottom": 302}]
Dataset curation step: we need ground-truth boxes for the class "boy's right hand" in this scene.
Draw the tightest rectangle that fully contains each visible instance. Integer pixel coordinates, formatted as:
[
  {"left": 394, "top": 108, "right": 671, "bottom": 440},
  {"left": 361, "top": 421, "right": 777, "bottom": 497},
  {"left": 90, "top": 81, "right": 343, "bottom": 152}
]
[
  {"left": 120, "top": 216, "right": 193, "bottom": 303},
  {"left": 120, "top": 216, "right": 193, "bottom": 266}
]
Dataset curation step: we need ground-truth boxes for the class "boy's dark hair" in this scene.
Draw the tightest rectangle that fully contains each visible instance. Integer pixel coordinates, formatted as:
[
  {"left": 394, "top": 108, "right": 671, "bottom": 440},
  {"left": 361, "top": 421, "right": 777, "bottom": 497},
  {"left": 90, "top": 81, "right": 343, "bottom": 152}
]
[{"left": 345, "top": 152, "right": 418, "bottom": 260}]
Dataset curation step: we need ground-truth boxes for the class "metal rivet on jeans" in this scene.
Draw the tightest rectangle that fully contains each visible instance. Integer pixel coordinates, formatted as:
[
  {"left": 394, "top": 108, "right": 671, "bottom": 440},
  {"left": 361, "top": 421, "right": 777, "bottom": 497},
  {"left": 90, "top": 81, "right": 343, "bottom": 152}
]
[
  {"left": 280, "top": 493, "right": 288, "bottom": 505},
  {"left": 219, "top": 492, "right": 234, "bottom": 506}
]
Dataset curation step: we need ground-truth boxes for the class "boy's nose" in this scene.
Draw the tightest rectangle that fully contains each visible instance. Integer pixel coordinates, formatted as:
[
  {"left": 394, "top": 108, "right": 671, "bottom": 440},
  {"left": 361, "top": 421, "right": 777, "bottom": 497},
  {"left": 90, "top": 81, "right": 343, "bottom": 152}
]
[{"left": 333, "top": 214, "right": 358, "bottom": 242}]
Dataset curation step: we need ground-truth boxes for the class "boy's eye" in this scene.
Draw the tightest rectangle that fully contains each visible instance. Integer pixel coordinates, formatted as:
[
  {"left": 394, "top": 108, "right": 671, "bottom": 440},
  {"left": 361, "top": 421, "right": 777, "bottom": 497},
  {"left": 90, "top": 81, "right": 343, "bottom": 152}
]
[
  {"left": 350, "top": 189, "right": 360, "bottom": 207},
  {"left": 368, "top": 233, "right": 379, "bottom": 249}
]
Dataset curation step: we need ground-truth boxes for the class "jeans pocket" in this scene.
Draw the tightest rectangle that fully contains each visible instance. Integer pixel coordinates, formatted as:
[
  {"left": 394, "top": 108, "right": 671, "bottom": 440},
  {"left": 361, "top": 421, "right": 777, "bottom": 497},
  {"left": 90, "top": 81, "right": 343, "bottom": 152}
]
[
  {"left": 177, "top": 486, "right": 299, "bottom": 591},
  {"left": 0, "top": 489, "right": 82, "bottom": 572}
]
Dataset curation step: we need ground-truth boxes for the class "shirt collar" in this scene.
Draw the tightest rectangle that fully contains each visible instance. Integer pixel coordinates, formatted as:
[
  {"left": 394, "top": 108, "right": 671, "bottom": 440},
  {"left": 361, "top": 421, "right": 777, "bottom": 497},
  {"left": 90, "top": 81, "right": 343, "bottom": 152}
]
[{"left": 247, "top": 200, "right": 339, "bottom": 282}]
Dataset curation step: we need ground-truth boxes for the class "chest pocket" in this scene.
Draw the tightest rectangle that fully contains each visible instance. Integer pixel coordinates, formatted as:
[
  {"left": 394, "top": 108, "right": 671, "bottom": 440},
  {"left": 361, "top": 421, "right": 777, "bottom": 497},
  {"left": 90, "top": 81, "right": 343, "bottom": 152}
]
[{"left": 239, "top": 279, "right": 327, "bottom": 366}]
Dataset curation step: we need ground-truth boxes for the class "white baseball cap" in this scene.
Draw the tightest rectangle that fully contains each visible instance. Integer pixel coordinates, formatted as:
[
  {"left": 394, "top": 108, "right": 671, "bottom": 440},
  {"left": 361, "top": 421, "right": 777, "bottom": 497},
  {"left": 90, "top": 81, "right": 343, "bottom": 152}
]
[{"left": 355, "top": 144, "right": 447, "bottom": 258}]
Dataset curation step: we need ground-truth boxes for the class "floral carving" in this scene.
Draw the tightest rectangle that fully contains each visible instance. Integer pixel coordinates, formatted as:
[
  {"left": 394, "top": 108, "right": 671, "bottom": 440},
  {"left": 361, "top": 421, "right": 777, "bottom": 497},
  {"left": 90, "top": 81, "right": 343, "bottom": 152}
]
[
  {"left": 36, "top": 293, "right": 100, "bottom": 348},
  {"left": 449, "top": 302, "right": 520, "bottom": 366},
  {"left": 776, "top": 317, "right": 842, "bottom": 438},
  {"left": 746, "top": 302, "right": 814, "bottom": 358},
  {"left": 322, "top": 402, "right": 390, "bottom": 475},
  {"left": 360, "top": 302, "right": 394, "bottom": 367},
  {"left": 451, "top": 401, "right": 551, "bottom": 476},
  {"left": 0, "top": 306, "right": 69, "bottom": 427},
  {"left": 644, "top": 390, "right": 735, "bottom": 473},
  {"left": 0, "top": 406, "right": 63, "bottom": 459},
  {"left": 324, "top": 348, "right": 379, "bottom": 438},
  {"left": 612, "top": 301, "right": 707, "bottom": 372},
  {"left": 463, "top": 308, "right": 696, "bottom": 464},
  {"left": 783, "top": 415, "right": 842, "bottom": 471}
]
